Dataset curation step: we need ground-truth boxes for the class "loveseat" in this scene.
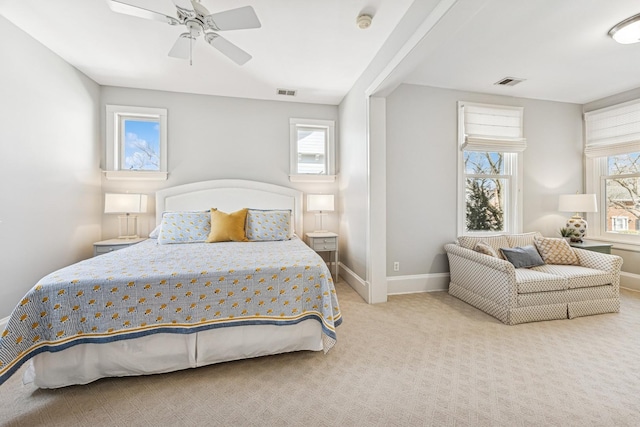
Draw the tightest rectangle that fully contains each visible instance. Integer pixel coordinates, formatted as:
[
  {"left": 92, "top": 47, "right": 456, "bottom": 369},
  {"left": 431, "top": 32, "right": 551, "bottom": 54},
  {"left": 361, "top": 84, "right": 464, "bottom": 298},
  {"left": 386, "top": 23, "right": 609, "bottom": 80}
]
[{"left": 444, "top": 232, "right": 623, "bottom": 325}]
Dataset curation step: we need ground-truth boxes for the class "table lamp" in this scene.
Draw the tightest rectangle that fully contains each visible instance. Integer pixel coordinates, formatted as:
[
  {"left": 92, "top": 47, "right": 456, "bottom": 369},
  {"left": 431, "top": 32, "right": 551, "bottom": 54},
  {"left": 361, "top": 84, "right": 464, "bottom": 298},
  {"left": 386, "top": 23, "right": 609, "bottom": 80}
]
[
  {"left": 307, "top": 194, "right": 334, "bottom": 232},
  {"left": 104, "top": 193, "right": 148, "bottom": 239},
  {"left": 558, "top": 193, "right": 597, "bottom": 242}
]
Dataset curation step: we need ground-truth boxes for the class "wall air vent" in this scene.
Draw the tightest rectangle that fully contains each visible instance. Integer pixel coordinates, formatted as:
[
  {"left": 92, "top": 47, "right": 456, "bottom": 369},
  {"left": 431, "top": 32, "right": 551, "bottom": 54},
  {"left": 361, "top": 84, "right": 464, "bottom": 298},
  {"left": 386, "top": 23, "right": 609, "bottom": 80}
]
[
  {"left": 494, "top": 77, "right": 526, "bottom": 87},
  {"left": 276, "top": 88, "right": 297, "bottom": 96}
]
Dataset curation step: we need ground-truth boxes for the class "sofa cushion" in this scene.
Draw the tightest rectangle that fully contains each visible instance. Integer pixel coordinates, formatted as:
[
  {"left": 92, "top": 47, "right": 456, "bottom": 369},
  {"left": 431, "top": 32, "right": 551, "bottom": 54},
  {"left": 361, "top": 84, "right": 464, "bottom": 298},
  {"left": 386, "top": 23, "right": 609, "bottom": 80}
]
[
  {"left": 534, "top": 237, "right": 579, "bottom": 265},
  {"left": 515, "top": 269, "right": 568, "bottom": 293},
  {"left": 506, "top": 232, "right": 543, "bottom": 248},
  {"left": 458, "top": 235, "right": 509, "bottom": 260},
  {"left": 530, "top": 265, "right": 616, "bottom": 289},
  {"left": 517, "top": 290, "right": 567, "bottom": 307}
]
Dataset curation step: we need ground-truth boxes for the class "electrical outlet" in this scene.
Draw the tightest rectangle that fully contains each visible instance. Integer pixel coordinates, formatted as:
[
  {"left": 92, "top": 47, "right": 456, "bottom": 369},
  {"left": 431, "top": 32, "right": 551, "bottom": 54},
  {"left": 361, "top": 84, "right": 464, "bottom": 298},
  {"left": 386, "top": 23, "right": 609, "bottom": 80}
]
[{"left": 393, "top": 261, "right": 400, "bottom": 272}]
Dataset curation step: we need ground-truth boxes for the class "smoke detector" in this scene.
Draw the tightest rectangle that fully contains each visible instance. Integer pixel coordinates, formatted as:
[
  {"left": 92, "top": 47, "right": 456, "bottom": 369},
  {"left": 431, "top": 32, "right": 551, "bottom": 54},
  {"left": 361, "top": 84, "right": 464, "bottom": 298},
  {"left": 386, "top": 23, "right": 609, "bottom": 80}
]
[{"left": 357, "top": 14, "right": 372, "bottom": 29}]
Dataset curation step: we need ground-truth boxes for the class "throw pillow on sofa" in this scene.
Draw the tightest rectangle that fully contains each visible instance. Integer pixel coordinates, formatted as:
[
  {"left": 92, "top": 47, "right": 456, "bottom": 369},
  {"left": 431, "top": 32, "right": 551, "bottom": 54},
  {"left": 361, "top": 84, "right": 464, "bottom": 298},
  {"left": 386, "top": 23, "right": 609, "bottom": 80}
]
[
  {"left": 500, "top": 245, "right": 545, "bottom": 268},
  {"left": 534, "top": 237, "right": 579, "bottom": 265},
  {"left": 458, "top": 235, "right": 509, "bottom": 259},
  {"left": 473, "top": 241, "right": 499, "bottom": 258}
]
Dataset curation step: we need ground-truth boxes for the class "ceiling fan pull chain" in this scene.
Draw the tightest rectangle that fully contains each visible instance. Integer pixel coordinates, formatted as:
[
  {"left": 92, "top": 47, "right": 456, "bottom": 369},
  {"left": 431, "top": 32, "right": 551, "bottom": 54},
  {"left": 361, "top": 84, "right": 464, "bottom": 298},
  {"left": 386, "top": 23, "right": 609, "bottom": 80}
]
[{"left": 189, "top": 36, "right": 193, "bottom": 66}]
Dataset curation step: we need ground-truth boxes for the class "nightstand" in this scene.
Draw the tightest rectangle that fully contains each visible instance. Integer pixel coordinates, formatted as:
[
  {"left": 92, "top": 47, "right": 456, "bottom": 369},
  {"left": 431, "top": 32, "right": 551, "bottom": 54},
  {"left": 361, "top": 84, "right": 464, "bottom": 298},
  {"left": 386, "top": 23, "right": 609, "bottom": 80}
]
[
  {"left": 305, "top": 232, "right": 339, "bottom": 280},
  {"left": 569, "top": 240, "right": 613, "bottom": 255},
  {"left": 93, "top": 237, "right": 146, "bottom": 257}
]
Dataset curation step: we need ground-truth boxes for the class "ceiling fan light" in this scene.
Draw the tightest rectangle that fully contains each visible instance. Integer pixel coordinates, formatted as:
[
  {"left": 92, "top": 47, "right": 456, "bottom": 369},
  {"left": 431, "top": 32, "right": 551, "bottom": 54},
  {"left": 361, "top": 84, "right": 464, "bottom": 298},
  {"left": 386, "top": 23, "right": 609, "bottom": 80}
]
[{"left": 609, "top": 13, "right": 640, "bottom": 44}]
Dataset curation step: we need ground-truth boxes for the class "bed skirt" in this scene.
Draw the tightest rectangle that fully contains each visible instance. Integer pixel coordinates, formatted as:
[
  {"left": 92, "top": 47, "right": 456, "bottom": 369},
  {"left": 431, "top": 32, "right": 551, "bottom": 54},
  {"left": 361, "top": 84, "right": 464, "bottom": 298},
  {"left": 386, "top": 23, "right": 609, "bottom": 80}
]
[{"left": 23, "top": 320, "right": 323, "bottom": 388}]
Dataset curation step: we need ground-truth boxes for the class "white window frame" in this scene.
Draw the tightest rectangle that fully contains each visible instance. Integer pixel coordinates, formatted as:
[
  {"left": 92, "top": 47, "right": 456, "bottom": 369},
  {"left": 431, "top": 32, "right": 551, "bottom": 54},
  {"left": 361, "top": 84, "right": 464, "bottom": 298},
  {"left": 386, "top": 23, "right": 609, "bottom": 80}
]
[
  {"left": 457, "top": 101, "right": 525, "bottom": 236},
  {"left": 289, "top": 118, "right": 336, "bottom": 182},
  {"left": 105, "top": 105, "right": 168, "bottom": 181},
  {"left": 585, "top": 98, "right": 640, "bottom": 246}
]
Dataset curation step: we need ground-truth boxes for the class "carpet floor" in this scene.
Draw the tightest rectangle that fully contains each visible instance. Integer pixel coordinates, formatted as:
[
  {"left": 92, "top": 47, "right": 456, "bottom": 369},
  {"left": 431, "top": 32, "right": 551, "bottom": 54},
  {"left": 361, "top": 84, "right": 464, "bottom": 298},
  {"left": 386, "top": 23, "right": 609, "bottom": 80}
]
[{"left": 1, "top": 280, "right": 640, "bottom": 426}]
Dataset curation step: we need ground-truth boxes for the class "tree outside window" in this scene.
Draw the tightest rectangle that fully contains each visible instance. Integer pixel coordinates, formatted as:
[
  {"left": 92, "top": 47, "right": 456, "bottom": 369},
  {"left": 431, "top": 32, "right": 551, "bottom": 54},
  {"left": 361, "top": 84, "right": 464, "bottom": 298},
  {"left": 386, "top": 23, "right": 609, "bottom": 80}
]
[{"left": 464, "top": 152, "right": 505, "bottom": 232}]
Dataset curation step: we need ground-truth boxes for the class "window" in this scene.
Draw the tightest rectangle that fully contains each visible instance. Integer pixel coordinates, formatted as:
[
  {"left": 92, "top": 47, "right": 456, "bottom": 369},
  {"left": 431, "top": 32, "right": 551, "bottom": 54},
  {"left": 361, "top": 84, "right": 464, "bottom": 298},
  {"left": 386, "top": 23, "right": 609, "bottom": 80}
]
[
  {"left": 105, "top": 105, "right": 168, "bottom": 180},
  {"left": 457, "top": 102, "right": 526, "bottom": 235},
  {"left": 611, "top": 216, "right": 629, "bottom": 231},
  {"left": 585, "top": 99, "right": 640, "bottom": 244},
  {"left": 289, "top": 118, "right": 335, "bottom": 182}
]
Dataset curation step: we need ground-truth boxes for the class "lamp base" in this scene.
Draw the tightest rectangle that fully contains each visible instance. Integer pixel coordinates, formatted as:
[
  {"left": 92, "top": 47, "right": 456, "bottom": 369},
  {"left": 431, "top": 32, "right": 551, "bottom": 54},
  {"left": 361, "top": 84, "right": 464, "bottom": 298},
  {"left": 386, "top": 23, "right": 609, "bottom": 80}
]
[
  {"left": 566, "top": 215, "right": 587, "bottom": 243},
  {"left": 117, "top": 214, "right": 140, "bottom": 239},
  {"left": 313, "top": 212, "right": 329, "bottom": 233}
]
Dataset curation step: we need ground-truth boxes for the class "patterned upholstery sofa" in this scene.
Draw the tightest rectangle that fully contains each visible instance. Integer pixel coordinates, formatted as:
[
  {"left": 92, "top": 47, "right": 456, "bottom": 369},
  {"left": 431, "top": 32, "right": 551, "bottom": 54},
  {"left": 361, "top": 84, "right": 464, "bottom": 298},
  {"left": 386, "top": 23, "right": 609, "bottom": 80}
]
[{"left": 444, "top": 232, "right": 623, "bottom": 325}]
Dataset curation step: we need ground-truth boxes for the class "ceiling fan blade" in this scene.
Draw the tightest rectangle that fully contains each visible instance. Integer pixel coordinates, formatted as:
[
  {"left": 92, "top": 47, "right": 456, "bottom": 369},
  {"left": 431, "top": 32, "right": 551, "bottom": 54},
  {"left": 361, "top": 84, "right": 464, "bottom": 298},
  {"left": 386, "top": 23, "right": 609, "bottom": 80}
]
[
  {"left": 108, "top": 0, "right": 179, "bottom": 25},
  {"left": 204, "top": 6, "right": 261, "bottom": 31},
  {"left": 205, "top": 33, "right": 252, "bottom": 65},
  {"left": 168, "top": 34, "right": 193, "bottom": 59},
  {"left": 171, "top": 0, "right": 196, "bottom": 18}
]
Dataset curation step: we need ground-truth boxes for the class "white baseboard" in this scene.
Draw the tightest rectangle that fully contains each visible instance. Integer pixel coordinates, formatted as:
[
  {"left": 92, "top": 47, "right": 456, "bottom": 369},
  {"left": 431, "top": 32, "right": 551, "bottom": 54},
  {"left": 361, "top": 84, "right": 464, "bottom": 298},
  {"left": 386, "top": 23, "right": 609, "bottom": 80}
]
[
  {"left": 338, "top": 262, "right": 369, "bottom": 302},
  {"left": 621, "top": 271, "right": 640, "bottom": 292},
  {"left": 387, "top": 273, "right": 450, "bottom": 295},
  {"left": 0, "top": 316, "right": 8, "bottom": 331}
]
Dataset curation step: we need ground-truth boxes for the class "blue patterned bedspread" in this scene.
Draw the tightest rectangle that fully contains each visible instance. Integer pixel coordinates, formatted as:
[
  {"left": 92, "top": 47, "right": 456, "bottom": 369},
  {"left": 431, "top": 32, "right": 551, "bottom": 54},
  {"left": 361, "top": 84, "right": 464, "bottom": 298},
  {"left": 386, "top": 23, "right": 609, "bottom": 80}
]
[{"left": 0, "top": 237, "right": 341, "bottom": 386}]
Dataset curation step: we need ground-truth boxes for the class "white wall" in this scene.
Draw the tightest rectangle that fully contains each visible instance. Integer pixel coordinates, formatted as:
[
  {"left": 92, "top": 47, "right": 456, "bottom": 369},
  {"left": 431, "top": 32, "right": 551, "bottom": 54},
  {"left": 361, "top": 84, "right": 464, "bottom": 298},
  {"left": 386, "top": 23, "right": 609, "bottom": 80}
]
[
  {"left": 100, "top": 86, "right": 339, "bottom": 238},
  {"left": 385, "top": 84, "right": 584, "bottom": 279},
  {"left": 0, "top": 17, "right": 102, "bottom": 318}
]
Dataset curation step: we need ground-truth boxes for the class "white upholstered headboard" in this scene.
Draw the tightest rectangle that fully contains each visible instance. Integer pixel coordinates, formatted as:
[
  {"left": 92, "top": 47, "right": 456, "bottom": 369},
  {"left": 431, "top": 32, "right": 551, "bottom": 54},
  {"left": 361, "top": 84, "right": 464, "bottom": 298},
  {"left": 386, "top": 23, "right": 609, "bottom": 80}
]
[{"left": 155, "top": 179, "right": 304, "bottom": 237}]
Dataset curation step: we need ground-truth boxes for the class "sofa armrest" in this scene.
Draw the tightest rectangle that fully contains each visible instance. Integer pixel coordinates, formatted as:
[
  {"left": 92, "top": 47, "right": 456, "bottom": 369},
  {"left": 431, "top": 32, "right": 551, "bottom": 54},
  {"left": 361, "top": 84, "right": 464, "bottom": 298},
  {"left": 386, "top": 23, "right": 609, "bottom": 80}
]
[
  {"left": 445, "top": 243, "right": 517, "bottom": 307},
  {"left": 573, "top": 248, "right": 623, "bottom": 274}
]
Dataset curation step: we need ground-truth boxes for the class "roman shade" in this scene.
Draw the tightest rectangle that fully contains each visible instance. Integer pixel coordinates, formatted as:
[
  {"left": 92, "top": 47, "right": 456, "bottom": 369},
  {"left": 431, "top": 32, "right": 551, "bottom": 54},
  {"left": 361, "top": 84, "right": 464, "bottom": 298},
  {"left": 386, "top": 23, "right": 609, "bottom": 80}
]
[
  {"left": 460, "top": 102, "right": 527, "bottom": 152},
  {"left": 584, "top": 98, "right": 640, "bottom": 158}
]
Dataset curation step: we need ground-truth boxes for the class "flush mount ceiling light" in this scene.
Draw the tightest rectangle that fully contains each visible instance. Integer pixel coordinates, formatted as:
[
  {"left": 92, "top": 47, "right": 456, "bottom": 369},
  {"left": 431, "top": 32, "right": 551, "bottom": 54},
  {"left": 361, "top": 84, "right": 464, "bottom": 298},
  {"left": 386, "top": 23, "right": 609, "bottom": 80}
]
[{"left": 608, "top": 12, "right": 640, "bottom": 44}]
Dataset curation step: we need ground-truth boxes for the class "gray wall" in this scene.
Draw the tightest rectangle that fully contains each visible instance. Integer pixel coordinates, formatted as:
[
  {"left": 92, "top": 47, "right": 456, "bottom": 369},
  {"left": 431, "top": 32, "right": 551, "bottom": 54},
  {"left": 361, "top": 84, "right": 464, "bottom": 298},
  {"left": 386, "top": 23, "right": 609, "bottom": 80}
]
[
  {"left": 0, "top": 17, "right": 102, "bottom": 318},
  {"left": 386, "top": 84, "right": 584, "bottom": 277},
  {"left": 100, "top": 86, "right": 339, "bottom": 238},
  {"left": 338, "top": 0, "right": 444, "bottom": 296}
]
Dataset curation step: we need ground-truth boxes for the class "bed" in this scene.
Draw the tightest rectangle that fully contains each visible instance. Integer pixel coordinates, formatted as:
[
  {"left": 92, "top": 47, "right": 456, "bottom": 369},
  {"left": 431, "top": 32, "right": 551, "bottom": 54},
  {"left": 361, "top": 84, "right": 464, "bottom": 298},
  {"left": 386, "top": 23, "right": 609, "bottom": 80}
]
[{"left": 0, "top": 179, "right": 341, "bottom": 388}]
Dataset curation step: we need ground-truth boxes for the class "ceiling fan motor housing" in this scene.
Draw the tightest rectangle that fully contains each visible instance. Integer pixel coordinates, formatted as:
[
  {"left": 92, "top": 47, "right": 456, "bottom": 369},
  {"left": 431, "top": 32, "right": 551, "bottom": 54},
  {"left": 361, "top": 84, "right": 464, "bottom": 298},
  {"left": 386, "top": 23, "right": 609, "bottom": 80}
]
[{"left": 186, "top": 20, "right": 203, "bottom": 37}]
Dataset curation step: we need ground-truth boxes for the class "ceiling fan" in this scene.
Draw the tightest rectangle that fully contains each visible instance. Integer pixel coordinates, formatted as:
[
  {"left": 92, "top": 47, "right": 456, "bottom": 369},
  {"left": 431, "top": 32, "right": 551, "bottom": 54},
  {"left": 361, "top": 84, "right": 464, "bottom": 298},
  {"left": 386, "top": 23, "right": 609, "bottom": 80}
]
[{"left": 108, "top": 0, "right": 261, "bottom": 65}]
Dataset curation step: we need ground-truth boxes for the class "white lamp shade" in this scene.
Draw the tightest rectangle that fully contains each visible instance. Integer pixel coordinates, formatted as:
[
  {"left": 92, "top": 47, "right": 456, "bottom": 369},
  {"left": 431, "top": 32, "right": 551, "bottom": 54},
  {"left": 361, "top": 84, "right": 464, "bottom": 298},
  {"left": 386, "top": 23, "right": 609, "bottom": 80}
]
[
  {"left": 558, "top": 194, "right": 597, "bottom": 213},
  {"left": 104, "top": 193, "right": 148, "bottom": 214},
  {"left": 307, "top": 194, "right": 335, "bottom": 212}
]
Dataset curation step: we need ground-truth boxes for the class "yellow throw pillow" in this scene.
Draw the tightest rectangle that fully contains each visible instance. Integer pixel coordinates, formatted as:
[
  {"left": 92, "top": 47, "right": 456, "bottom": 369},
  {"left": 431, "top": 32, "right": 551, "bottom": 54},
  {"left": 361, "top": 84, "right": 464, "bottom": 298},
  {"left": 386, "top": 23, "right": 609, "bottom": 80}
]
[
  {"left": 206, "top": 208, "right": 249, "bottom": 243},
  {"left": 534, "top": 237, "right": 579, "bottom": 265}
]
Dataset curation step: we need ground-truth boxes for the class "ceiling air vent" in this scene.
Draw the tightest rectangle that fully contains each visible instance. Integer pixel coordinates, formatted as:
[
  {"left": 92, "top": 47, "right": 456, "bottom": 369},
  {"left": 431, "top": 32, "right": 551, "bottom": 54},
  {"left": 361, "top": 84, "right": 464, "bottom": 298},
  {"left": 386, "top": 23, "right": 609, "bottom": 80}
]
[
  {"left": 494, "top": 77, "right": 526, "bottom": 87},
  {"left": 276, "top": 88, "right": 297, "bottom": 96}
]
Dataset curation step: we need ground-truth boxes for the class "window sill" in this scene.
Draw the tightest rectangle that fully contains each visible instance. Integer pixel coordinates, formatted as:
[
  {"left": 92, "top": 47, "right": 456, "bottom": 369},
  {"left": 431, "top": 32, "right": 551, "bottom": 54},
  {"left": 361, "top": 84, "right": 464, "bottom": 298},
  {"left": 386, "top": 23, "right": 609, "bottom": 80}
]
[
  {"left": 103, "top": 171, "right": 168, "bottom": 181},
  {"left": 289, "top": 174, "right": 336, "bottom": 183}
]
